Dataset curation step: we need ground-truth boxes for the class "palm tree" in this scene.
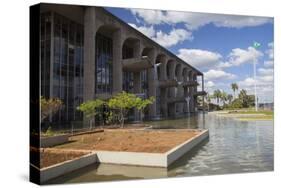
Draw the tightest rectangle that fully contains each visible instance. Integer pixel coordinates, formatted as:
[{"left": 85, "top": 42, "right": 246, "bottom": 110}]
[
  {"left": 227, "top": 94, "right": 233, "bottom": 104},
  {"left": 220, "top": 91, "right": 228, "bottom": 106},
  {"left": 213, "top": 89, "right": 222, "bottom": 105},
  {"left": 231, "top": 83, "right": 238, "bottom": 98}
]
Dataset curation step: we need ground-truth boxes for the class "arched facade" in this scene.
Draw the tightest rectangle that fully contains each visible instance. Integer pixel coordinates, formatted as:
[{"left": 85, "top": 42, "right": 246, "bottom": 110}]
[{"left": 39, "top": 4, "right": 205, "bottom": 125}]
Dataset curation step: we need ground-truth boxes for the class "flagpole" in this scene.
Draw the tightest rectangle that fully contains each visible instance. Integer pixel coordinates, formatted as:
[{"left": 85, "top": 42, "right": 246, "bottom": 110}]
[
  {"left": 253, "top": 57, "right": 258, "bottom": 111},
  {"left": 252, "top": 41, "right": 260, "bottom": 112}
]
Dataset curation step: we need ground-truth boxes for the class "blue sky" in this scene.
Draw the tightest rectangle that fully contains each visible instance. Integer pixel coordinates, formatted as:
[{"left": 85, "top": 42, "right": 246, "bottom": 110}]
[{"left": 106, "top": 7, "right": 274, "bottom": 103}]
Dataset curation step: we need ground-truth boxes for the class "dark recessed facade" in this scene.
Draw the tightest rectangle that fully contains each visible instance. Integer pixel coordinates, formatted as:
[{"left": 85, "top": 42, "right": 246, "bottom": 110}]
[{"left": 39, "top": 3, "right": 206, "bottom": 126}]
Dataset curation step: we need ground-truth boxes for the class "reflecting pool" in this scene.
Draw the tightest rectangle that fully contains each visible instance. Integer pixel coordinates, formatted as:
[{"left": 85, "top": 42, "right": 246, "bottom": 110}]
[{"left": 47, "top": 112, "right": 273, "bottom": 184}]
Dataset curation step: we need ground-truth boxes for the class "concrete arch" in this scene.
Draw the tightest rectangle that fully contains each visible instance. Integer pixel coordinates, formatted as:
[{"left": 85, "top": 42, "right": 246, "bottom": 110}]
[
  {"left": 155, "top": 54, "right": 166, "bottom": 80},
  {"left": 96, "top": 23, "right": 120, "bottom": 35},
  {"left": 188, "top": 70, "right": 194, "bottom": 81},
  {"left": 166, "top": 59, "right": 176, "bottom": 80},
  {"left": 192, "top": 72, "right": 198, "bottom": 81},
  {"left": 141, "top": 47, "right": 155, "bottom": 59},
  {"left": 182, "top": 67, "right": 189, "bottom": 82},
  {"left": 175, "top": 63, "right": 182, "bottom": 81},
  {"left": 122, "top": 37, "right": 141, "bottom": 59}
]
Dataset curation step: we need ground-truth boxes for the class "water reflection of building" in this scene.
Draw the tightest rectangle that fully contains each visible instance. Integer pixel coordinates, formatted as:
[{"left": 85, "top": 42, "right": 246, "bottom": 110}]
[{"left": 37, "top": 3, "right": 206, "bottom": 125}]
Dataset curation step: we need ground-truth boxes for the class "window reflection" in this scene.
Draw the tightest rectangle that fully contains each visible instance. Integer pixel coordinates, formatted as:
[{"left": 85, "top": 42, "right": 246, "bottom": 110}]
[
  {"left": 40, "top": 12, "right": 84, "bottom": 122},
  {"left": 95, "top": 33, "right": 113, "bottom": 94}
]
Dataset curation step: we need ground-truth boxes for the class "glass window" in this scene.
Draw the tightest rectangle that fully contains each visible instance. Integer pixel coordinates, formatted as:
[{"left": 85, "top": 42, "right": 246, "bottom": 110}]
[
  {"left": 95, "top": 33, "right": 113, "bottom": 94},
  {"left": 41, "top": 12, "right": 84, "bottom": 123}
]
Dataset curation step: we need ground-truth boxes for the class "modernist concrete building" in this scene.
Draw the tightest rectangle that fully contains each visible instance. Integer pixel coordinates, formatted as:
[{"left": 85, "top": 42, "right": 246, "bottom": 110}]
[{"left": 39, "top": 3, "right": 206, "bottom": 124}]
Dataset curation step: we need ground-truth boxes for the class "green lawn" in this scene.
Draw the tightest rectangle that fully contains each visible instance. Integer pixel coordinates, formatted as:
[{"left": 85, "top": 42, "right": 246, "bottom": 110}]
[
  {"left": 227, "top": 109, "right": 273, "bottom": 116},
  {"left": 237, "top": 115, "right": 273, "bottom": 121}
]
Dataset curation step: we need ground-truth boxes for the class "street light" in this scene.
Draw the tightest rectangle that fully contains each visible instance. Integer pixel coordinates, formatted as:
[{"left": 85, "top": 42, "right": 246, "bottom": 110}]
[{"left": 253, "top": 41, "right": 261, "bottom": 111}]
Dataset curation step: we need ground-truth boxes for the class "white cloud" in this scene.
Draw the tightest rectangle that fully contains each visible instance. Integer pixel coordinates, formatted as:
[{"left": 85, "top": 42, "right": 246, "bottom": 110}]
[
  {"left": 152, "top": 29, "right": 193, "bottom": 48},
  {"left": 226, "top": 47, "right": 263, "bottom": 67},
  {"left": 206, "top": 81, "right": 215, "bottom": 88},
  {"left": 238, "top": 73, "right": 273, "bottom": 102},
  {"left": 204, "top": 69, "right": 236, "bottom": 81},
  {"left": 130, "top": 9, "right": 166, "bottom": 25},
  {"left": 130, "top": 9, "right": 272, "bottom": 30},
  {"left": 129, "top": 23, "right": 192, "bottom": 48},
  {"left": 177, "top": 46, "right": 264, "bottom": 70},
  {"left": 266, "top": 42, "right": 274, "bottom": 59},
  {"left": 128, "top": 23, "right": 156, "bottom": 38},
  {"left": 264, "top": 60, "right": 274, "bottom": 67},
  {"left": 177, "top": 49, "right": 222, "bottom": 69},
  {"left": 258, "top": 68, "right": 273, "bottom": 76}
]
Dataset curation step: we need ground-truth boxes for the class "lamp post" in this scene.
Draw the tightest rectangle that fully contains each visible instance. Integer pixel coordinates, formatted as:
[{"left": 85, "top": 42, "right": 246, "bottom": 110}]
[{"left": 253, "top": 41, "right": 261, "bottom": 111}]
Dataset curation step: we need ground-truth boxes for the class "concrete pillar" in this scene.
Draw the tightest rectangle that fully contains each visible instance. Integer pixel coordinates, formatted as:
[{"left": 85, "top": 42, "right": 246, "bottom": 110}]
[
  {"left": 159, "top": 59, "right": 168, "bottom": 117},
  {"left": 148, "top": 54, "right": 157, "bottom": 119},
  {"left": 83, "top": 7, "right": 96, "bottom": 102},
  {"left": 133, "top": 72, "right": 141, "bottom": 121},
  {"left": 189, "top": 72, "right": 197, "bottom": 113},
  {"left": 167, "top": 61, "right": 176, "bottom": 117},
  {"left": 160, "top": 88, "right": 168, "bottom": 117},
  {"left": 177, "top": 66, "right": 184, "bottom": 115},
  {"left": 83, "top": 7, "right": 96, "bottom": 128},
  {"left": 112, "top": 30, "right": 123, "bottom": 94},
  {"left": 159, "top": 59, "right": 167, "bottom": 80}
]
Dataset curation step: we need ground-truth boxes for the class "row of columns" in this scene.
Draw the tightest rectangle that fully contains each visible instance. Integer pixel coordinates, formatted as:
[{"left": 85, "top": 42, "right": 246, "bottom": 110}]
[{"left": 83, "top": 7, "right": 200, "bottom": 120}]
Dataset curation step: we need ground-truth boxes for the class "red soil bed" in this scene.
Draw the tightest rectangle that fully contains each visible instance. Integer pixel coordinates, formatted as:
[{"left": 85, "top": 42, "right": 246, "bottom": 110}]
[
  {"left": 55, "top": 129, "right": 201, "bottom": 153},
  {"left": 30, "top": 147, "right": 90, "bottom": 168}
]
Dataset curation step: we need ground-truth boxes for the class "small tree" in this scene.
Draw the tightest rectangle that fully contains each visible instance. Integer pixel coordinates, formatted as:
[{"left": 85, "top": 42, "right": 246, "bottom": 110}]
[
  {"left": 40, "top": 96, "right": 63, "bottom": 122},
  {"left": 135, "top": 96, "right": 155, "bottom": 122},
  {"left": 77, "top": 99, "right": 105, "bottom": 129},
  {"left": 108, "top": 91, "right": 139, "bottom": 128}
]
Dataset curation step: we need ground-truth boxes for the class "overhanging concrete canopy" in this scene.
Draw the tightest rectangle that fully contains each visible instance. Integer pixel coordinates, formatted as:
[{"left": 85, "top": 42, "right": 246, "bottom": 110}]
[
  {"left": 193, "top": 91, "right": 207, "bottom": 96},
  {"left": 122, "top": 57, "right": 153, "bottom": 72},
  {"left": 159, "top": 79, "right": 178, "bottom": 88},
  {"left": 181, "top": 80, "right": 199, "bottom": 87},
  {"left": 167, "top": 97, "right": 186, "bottom": 104}
]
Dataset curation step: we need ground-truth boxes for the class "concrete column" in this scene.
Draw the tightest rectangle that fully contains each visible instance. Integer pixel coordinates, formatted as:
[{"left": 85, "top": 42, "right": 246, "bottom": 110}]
[
  {"left": 83, "top": 7, "right": 96, "bottom": 102},
  {"left": 167, "top": 62, "right": 176, "bottom": 117},
  {"left": 133, "top": 72, "right": 141, "bottom": 121},
  {"left": 189, "top": 72, "right": 196, "bottom": 113},
  {"left": 160, "top": 88, "right": 168, "bottom": 117},
  {"left": 159, "top": 59, "right": 168, "bottom": 117},
  {"left": 148, "top": 55, "right": 157, "bottom": 119},
  {"left": 112, "top": 30, "right": 123, "bottom": 94},
  {"left": 177, "top": 67, "right": 184, "bottom": 115},
  {"left": 160, "top": 59, "right": 167, "bottom": 80},
  {"left": 83, "top": 8, "right": 96, "bottom": 128}
]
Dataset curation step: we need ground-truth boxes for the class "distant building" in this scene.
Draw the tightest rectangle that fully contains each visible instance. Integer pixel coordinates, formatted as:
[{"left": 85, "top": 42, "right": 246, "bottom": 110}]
[{"left": 38, "top": 3, "right": 206, "bottom": 125}]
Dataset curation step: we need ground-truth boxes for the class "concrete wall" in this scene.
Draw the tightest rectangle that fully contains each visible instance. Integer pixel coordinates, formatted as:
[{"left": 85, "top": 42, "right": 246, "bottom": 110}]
[
  {"left": 40, "top": 135, "right": 69, "bottom": 148},
  {"left": 40, "top": 153, "right": 97, "bottom": 183}
]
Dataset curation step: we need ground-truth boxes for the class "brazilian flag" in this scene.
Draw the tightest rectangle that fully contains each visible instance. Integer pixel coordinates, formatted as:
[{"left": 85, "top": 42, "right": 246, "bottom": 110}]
[{"left": 253, "top": 41, "right": 261, "bottom": 49}]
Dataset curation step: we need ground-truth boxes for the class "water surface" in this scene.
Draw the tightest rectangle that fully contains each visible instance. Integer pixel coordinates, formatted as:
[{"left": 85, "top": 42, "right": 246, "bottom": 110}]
[{"left": 47, "top": 113, "right": 273, "bottom": 184}]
